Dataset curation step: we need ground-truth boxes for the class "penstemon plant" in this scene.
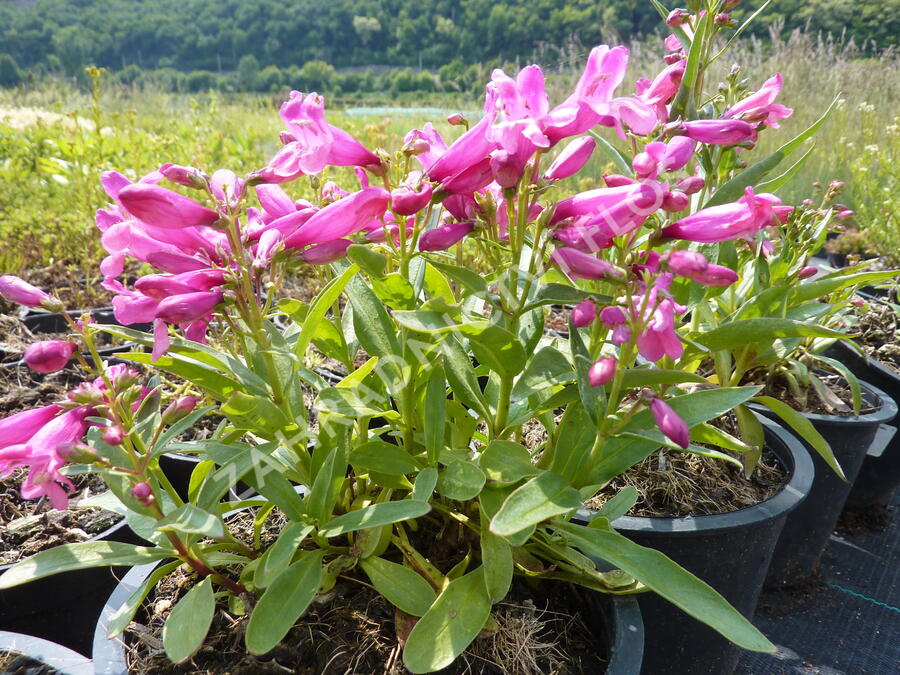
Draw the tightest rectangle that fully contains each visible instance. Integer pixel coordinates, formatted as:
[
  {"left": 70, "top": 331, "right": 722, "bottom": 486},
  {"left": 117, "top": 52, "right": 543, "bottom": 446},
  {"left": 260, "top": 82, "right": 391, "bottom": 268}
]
[{"left": 1, "top": 2, "right": 874, "bottom": 671}]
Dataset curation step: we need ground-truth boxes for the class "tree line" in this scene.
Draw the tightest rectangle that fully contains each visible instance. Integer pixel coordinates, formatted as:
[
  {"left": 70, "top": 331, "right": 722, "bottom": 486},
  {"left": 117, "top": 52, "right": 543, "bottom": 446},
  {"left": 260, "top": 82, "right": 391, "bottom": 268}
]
[{"left": 0, "top": 0, "right": 896, "bottom": 91}]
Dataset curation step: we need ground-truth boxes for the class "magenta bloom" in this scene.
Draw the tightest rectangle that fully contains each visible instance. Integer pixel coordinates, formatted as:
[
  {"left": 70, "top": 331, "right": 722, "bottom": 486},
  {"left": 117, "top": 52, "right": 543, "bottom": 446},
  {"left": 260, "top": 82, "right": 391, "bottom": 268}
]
[
  {"left": 661, "top": 191, "right": 690, "bottom": 212},
  {"left": 545, "top": 137, "right": 596, "bottom": 180},
  {"left": 155, "top": 290, "right": 223, "bottom": 324},
  {"left": 668, "top": 250, "right": 738, "bottom": 287},
  {"left": 0, "top": 406, "right": 61, "bottom": 449},
  {"left": 256, "top": 184, "right": 297, "bottom": 220},
  {"left": 572, "top": 298, "right": 597, "bottom": 328},
  {"left": 260, "top": 91, "right": 381, "bottom": 182},
  {"left": 661, "top": 187, "right": 791, "bottom": 243},
  {"left": 427, "top": 111, "right": 498, "bottom": 183},
  {"left": 551, "top": 248, "right": 621, "bottom": 281},
  {"left": 296, "top": 238, "right": 353, "bottom": 264},
  {"left": 159, "top": 163, "right": 203, "bottom": 188},
  {"left": 391, "top": 182, "right": 433, "bottom": 216},
  {"left": 404, "top": 123, "right": 449, "bottom": 173},
  {"left": 631, "top": 138, "right": 694, "bottom": 181},
  {"left": 676, "top": 176, "right": 705, "bottom": 195},
  {"left": 682, "top": 120, "right": 758, "bottom": 146},
  {"left": 284, "top": 186, "right": 390, "bottom": 250},
  {"left": 637, "top": 296, "right": 685, "bottom": 362},
  {"left": 0, "top": 276, "right": 52, "bottom": 308},
  {"left": 24, "top": 340, "right": 78, "bottom": 374},
  {"left": 724, "top": 74, "right": 793, "bottom": 128},
  {"left": 419, "top": 221, "right": 475, "bottom": 252},
  {"left": 798, "top": 266, "right": 818, "bottom": 279},
  {"left": 118, "top": 183, "right": 220, "bottom": 229},
  {"left": 589, "top": 357, "right": 617, "bottom": 387},
  {"left": 650, "top": 397, "right": 690, "bottom": 449},
  {"left": 163, "top": 396, "right": 200, "bottom": 424},
  {"left": 552, "top": 182, "right": 663, "bottom": 226},
  {"left": 441, "top": 157, "right": 494, "bottom": 194}
]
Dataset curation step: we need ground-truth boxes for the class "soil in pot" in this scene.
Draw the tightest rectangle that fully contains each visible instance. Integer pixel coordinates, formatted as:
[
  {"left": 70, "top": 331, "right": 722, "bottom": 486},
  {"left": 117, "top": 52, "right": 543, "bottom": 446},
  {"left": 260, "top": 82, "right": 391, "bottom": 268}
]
[
  {"left": 115, "top": 510, "right": 622, "bottom": 675},
  {"left": 0, "top": 363, "right": 93, "bottom": 417},
  {"left": 851, "top": 298, "right": 900, "bottom": 370},
  {"left": 579, "top": 419, "right": 810, "bottom": 675},
  {"left": 0, "top": 650, "right": 62, "bottom": 675}
]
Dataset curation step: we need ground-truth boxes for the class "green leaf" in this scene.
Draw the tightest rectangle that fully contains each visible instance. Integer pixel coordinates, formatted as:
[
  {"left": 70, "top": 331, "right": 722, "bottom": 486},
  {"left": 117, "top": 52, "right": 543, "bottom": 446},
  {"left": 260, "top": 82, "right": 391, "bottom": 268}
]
[
  {"left": 163, "top": 576, "right": 215, "bottom": 663},
  {"left": 119, "top": 351, "right": 240, "bottom": 401},
  {"left": 693, "top": 318, "right": 847, "bottom": 352},
  {"left": 620, "top": 368, "right": 708, "bottom": 389},
  {"left": 320, "top": 501, "right": 431, "bottom": 538},
  {"left": 0, "top": 542, "right": 171, "bottom": 588},
  {"left": 293, "top": 263, "right": 358, "bottom": 358},
  {"left": 467, "top": 323, "right": 527, "bottom": 378},
  {"left": 370, "top": 272, "right": 417, "bottom": 310},
  {"left": 424, "top": 367, "right": 447, "bottom": 465},
  {"left": 558, "top": 521, "right": 774, "bottom": 653},
  {"left": 221, "top": 391, "right": 292, "bottom": 435},
  {"left": 479, "top": 440, "right": 539, "bottom": 486},
  {"left": 511, "top": 347, "right": 574, "bottom": 401},
  {"left": 751, "top": 396, "right": 846, "bottom": 480},
  {"left": 347, "top": 243, "right": 387, "bottom": 276},
  {"left": 490, "top": 472, "right": 583, "bottom": 537},
  {"left": 106, "top": 561, "right": 182, "bottom": 638},
  {"left": 593, "top": 486, "right": 639, "bottom": 522},
  {"left": 360, "top": 557, "right": 437, "bottom": 617},
  {"left": 789, "top": 269, "right": 900, "bottom": 304},
  {"left": 441, "top": 335, "right": 492, "bottom": 422},
  {"left": 812, "top": 354, "right": 862, "bottom": 414},
  {"left": 428, "top": 260, "right": 489, "bottom": 296},
  {"left": 306, "top": 431, "right": 349, "bottom": 526},
  {"left": 690, "top": 423, "right": 754, "bottom": 454},
  {"left": 254, "top": 522, "right": 314, "bottom": 589},
  {"left": 412, "top": 467, "right": 439, "bottom": 501},
  {"left": 246, "top": 550, "right": 326, "bottom": 654},
  {"left": 403, "top": 568, "right": 493, "bottom": 674},
  {"left": 588, "top": 130, "right": 632, "bottom": 175},
  {"left": 756, "top": 143, "right": 815, "bottom": 193},
  {"left": 352, "top": 440, "right": 418, "bottom": 475},
  {"left": 317, "top": 387, "right": 399, "bottom": 420},
  {"left": 550, "top": 400, "right": 596, "bottom": 482},
  {"left": 157, "top": 504, "right": 224, "bottom": 539},
  {"left": 480, "top": 526, "right": 513, "bottom": 603},
  {"left": 438, "top": 460, "right": 486, "bottom": 500},
  {"left": 345, "top": 273, "right": 403, "bottom": 383}
]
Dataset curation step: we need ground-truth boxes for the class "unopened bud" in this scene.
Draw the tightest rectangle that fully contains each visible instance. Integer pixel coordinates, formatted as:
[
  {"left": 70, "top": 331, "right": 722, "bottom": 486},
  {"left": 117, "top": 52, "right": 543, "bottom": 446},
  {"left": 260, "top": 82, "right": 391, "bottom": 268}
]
[
  {"left": 851, "top": 297, "right": 866, "bottom": 307},
  {"left": 102, "top": 425, "right": 125, "bottom": 446},
  {"left": 589, "top": 358, "right": 618, "bottom": 387},
  {"left": 131, "top": 481, "right": 155, "bottom": 507},
  {"left": 666, "top": 9, "right": 688, "bottom": 27},
  {"left": 675, "top": 176, "right": 705, "bottom": 195},
  {"left": 57, "top": 442, "right": 98, "bottom": 463},
  {"left": 836, "top": 210, "right": 855, "bottom": 220},
  {"left": 402, "top": 138, "right": 430, "bottom": 156},
  {"left": 159, "top": 163, "right": 207, "bottom": 189},
  {"left": 715, "top": 13, "right": 730, "bottom": 25},
  {"left": 162, "top": 396, "right": 200, "bottom": 424},
  {"left": 447, "top": 112, "right": 468, "bottom": 126},
  {"left": 798, "top": 266, "right": 818, "bottom": 280},
  {"left": 663, "top": 53, "right": 684, "bottom": 65},
  {"left": 603, "top": 174, "right": 636, "bottom": 187},
  {"left": 662, "top": 191, "right": 690, "bottom": 212}
]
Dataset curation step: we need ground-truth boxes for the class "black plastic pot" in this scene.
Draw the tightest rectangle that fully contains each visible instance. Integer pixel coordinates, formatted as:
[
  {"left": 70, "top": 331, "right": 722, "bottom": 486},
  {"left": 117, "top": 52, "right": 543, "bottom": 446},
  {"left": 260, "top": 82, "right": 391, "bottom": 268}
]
[
  {"left": 0, "top": 631, "right": 93, "bottom": 674},
  {"left": 750, "top": 378, "right": 897, "bottom": 587},
  {"left": 93, "top": 560, "right": 644, "bottom": 675},
  {"left": 0, "top": 518, "right": 143, "bottom": 657},
  {"left": 827, "top": 341, "right": 900, "bottom": 506},
  {"left": 574, "top": 417, "right": 812, "bottom": 675},
  {"left": 23, "top": 307, "right": 152, "bottom": 334}
]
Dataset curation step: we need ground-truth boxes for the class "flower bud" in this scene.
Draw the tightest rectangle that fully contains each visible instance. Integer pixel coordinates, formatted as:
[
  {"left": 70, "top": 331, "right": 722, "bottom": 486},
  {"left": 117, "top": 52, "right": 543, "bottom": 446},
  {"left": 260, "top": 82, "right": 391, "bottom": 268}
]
[
  {"left": 24, "top": 340, "right": 78, "bottom": 374},
  {"left": 489, "top": 150, "right": 524, "bottom": 189},
  {"left": 0, "top": 275, "right": 55, "bottom": 309},
  {"left": 131, "top": 481, "right": 155, "bottom": 506},
  {"left": 675, "top": 176, "right": 705, "bottom": 195},
  {"left": 419, "top": 221, "right": 475, "bottom": 252},
  {"left": 447, "top": 113, "right": 468, "bottom": 126},
  {"left": 402, "top": 138, "right": 430, "bottom": 156},
  {"left": 297, "top": 238, "right": 353, "bottom": 265},
  {"left": 589, "top": 357, "right": 617, "bottom": 387},
  {"left": 572, "top": 299, "right": 597, "bottom": 328},
  {"left": 851, "top": 297, "right": 866, "bottom": 307},
  {"left": 599, "top": 306, "right": 627, "bottom": 329},
  {"left": 603, "top": 174, "right": 637, "bottom": 187},
  {"left": 723, "top": 0, "right": 741, "bottom": 9},
  {"left": 682, "top": 119, "right": 758, "bottom": 146},
  {"left": 668, "top": 250, "right": 709, "bottom": 277},
  {"left": 102, "top": 425, "right": 125, "bottom": 446},
  {"left": 544, "top": 137, "right": 596, "bottom": 181},
  {"left": 798, "top": 266, "right": 818, "bottom": 279},
  {"left": 836, "top": 210, "right": 854, "bottom": 220},
  {"left": 650, "top": 397, "right": 690, "bottom": 449},
  {"left": 159, "top": 163, "right": 206, "bottom": 189},
  {"left": 666, "top": 9, "right": 688, "bottom": 26},
  {"left": 663, "top": 53, "right": 684, "bottom": 65},
  {"left": 391, "top": 182, "right": 433, "bottom": 216},
  {"left": 661, "top": 191, "right": 690, "bottom": 212},
  {"left": 155, "top": 290, "right": 224, "bottom": 324},
  {"left": 664, "top": 34, "right": 682, "bottom": 52},
  {"left": 57, "top": 442, "right": 98, "bottom": 463},
  {"left": 162, "top": 396, "right": 200, "bottom": 425},
  {"left": 714, "top": 12, "right": 730, "bottom": 24}
]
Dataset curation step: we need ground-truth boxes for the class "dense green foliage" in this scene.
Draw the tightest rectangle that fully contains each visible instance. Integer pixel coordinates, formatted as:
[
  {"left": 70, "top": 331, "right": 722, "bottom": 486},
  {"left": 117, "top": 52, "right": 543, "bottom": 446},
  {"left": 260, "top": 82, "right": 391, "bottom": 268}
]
[{"left": 2, "top": 0, "right": 896, "bottom": 93}]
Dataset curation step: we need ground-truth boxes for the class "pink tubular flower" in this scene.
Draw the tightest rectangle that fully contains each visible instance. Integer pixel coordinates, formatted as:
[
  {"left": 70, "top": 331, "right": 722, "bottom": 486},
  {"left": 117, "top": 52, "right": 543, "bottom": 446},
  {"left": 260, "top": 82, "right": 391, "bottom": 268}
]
[
  {"left": 650, "top": 397, "right": 690, "bottom": 449},
  {"left": 551, "top": 248, "right": 623, "bottom": 281},
  {"left": 545, "top": 137, "right": 596, "bottom": 180},
  {"left": 676, "top": 176, "right": 705, "bottom": 195},
  {"left": 724, "top": 74, "right": 793, "bottom": 128},
  {"left": 427, "top": 110, "right": 498, "bottom": 183},
  {"left": 296, "top": 238, "right": 353, "bottom": 264},
  {"left": 155, "top": 290, "right": 223, "bottom": 324},
  {"left": 391, "top": 182, "right": 433, "bottom": 216},
  {"left": 682, "top": 119, "right": 758, "bottom": 146},
  {"left": 256, "top": 184, "right": 296, "bottom": 220},
  {"left": 589, "top": 357, "right": 617, "bottom": 387},
  {"left": 159, "top": 163, "right": 204, "bottom": 188},
  {"left": 798, "top": 266, "right": 818, "bottom": 279},
  {"left": 404, "top": 123, "right": 448, "bottom": 173},
  {"left": 419, "top": 221, "right": 475, "bottom": 252},
  {"left": 0, "top": 276, "right": 53, "bottom": 308},
  {"left": 441, "top": 157, "right": 495, "bottom": 194},
  {"left": 665, "top": 34, "right": 683, "bottom": 51},
  {"left": 661, "top": 188, "right": 791, "bottom": 243},
  {"left": 668, "top": 250, "right": 709, "bottom": 278},
  {"left": 23, "top": 340, "right": 78, "bottom": 374},
  {"left": 284, "top": 186, "right": 390, "bottom": 250},
  {"left": 0, "top": 406, "right": 62, "bottom": 449},
  {"left": 117, "top": 183, "right": 220, "bottom": 229},
  {"left": 260, "top": 91, "right": 381, "bottom": 182},
  {"left": 661, "top": 191, "right": 690, "bottom": 212},
  {"left": 572, "top": 299, "right": 597, "bottom": 328}
]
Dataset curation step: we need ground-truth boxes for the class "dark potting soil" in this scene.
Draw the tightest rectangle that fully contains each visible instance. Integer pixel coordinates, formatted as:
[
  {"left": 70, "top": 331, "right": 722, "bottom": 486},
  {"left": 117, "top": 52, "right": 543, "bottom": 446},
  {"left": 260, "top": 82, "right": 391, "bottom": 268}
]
[
  {"left": 835, "top": 502, "right": 891, "bottom": 534},
  {"left": 0, "top": 470, "right": 120, "bottom": 565},
  {"left": 754, "top": 371, "right": 878, "bottom": 416},
  {"left": 586, "top": 446, "right": 786, "bottom": 518},
  {"left": 0, "top": 363, "right": 92, "bottom": 417},
  {"left": 125, "top": 509, "right": 608, "bottom": 675},
  {"left": 17, "top": 262, "right": 113, "bottom": 310},
  {"left": 545, "top": 307, "right": 569, "bottom": 334},
  {"left": 853, "top": 298, "right": 900, "bottom": 373},
  {"left": 0, "top": 651, "right": 60, "bottom": 674}
]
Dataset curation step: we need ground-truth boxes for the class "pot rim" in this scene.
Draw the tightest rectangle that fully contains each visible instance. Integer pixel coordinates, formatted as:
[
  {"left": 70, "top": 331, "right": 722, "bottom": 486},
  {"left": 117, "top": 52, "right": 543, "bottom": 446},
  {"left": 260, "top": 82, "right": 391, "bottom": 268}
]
[
  {"left": 0, "top": 630, "right": 93, "bottom": 675},
  {"left": 834, "top": 339, "right": 900, "bottom": 383},
  {"left": 748, "top": 377, "right": 898, "bottom": 426},
  {"left": 575, "top": 416, "right": 814, "bottom": 536}
]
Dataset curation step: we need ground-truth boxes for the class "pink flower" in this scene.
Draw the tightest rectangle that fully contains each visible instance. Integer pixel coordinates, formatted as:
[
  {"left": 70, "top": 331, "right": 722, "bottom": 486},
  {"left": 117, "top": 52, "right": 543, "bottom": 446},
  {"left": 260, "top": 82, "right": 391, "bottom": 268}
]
[
  {"left": 589, "top": 357, "right": 617, "bottom": 387},
  {"left": 0, "top": 276, "right": 53, "bottom": 308},
  {"left": 296, "top": 238, "right": 353, "bottom": 264},
  {"left": 0, "top": 406, "right": 61, "bottom": 449},
  {"left": 427, "top": 110, "right": 498, "bottom": 183},
  {"left": 676, "top": 176, "right": 705, "bottom": 195},
  {"left": 572, "top": 299, "right": 597, "bottom": 327},
  {"left": 632, "top": 60, "right": 686, "bottom": 127},
  {"left": 155, "top": 291, "right": 223, "bottom": 324},
  {"left": 682, "top": 119, "right": 758, "bottom": 146},
  {"left": 441, "top": 157, "right": 494, "bottom": 194},
  {"left": 662, "top": 187, "right": 791, "bottom": 242},
  {"left": 599, "top": 306, "right": 627, "bottom": 329},
  {"left": 24, "top": 340, "right": 78, "bottom": 374},
  {"left": 419, "top": 221, "right": 475, "bottom": 252},
  {"left": 102, "top": 425, "right": 125, "bottom": 446},
  {"left": 650, "top": 397, "right": 690, "bottom": 449},
  {"left": 724, "top": 74, "right": 793, "bottom": 128},
  {"left": 798, "top": 266, "right": 818, "bottom": 279},
  {"left": 256, "top": 184, "right": 297, "bottom": 220},
  {"left": 551, "top": 248, "right": 622, "bottom": 281},
  {"left": 391, "top": 182, "right": 433, "bottom": 216},
  {"left": 637, "top": 296, "right": 685, "bottom": 362},
  {"left": 666, "top": 10, "right": 688, "bottom": 27},
  {"left": 117, "top": 183, "right": 220, "bottom": 229},
  {"left": 545, "top": 137, "right": 596, "bottom": 180},
  {"left": 489, "top": 150, "right": 528, "bottom": 188},
  {"left": 131, "top": 481, "right": 154, "bottom": 506},
  {"left": 661, "top": 191, "right": 690, "bottom": 212},
  {"left": 665, "top": 34, "right": 683, "bottom": 51},
  {"left": 284, "top": 186, "right": 390, "bottom": 250},
  {"left": 259, "top": 91, "right": 381, "bottom": 182},
  {"left": 159, "top": 163, "right": 204, "bottom": 188},
  {"left": 404, "top": 123, "right": 449, "bottom": 173},
  {"left": 667, "top": 250, "right": 738, "bottom": 286},
  {"left": 163, "top": 396, "right": 199, "bottom": 424}
]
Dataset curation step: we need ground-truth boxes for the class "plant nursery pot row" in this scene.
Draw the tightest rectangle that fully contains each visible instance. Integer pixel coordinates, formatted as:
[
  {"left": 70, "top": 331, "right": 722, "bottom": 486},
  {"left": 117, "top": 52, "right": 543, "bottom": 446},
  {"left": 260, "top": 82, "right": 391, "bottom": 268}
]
[
  {"left": 827, "top": 341, "right": 900, "bottom": 507},
  {"left": 576, "top": 417, "right": 813, "bottom": 675},
  {"left": 749, "top": 377, "right": 897, "bottom": 587},
  {"left": 0, "top": 630, "right": 93, "bottom": 675}
]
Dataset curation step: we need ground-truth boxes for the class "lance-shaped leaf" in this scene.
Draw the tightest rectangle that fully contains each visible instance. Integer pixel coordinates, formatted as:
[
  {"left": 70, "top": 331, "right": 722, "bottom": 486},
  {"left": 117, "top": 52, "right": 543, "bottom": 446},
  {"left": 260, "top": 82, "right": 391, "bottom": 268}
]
[
  {"left": 163, "top": 576, "right": 215, "bottom": 663},
  {"left": 320, "top": 501, "right": 431, "bottom": 538},
  {"left": 360, "top": 557, "right": 437, "bottom": 617},
  {"left": 490, "top": 471, "right": 583, "bottom": 537}
]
